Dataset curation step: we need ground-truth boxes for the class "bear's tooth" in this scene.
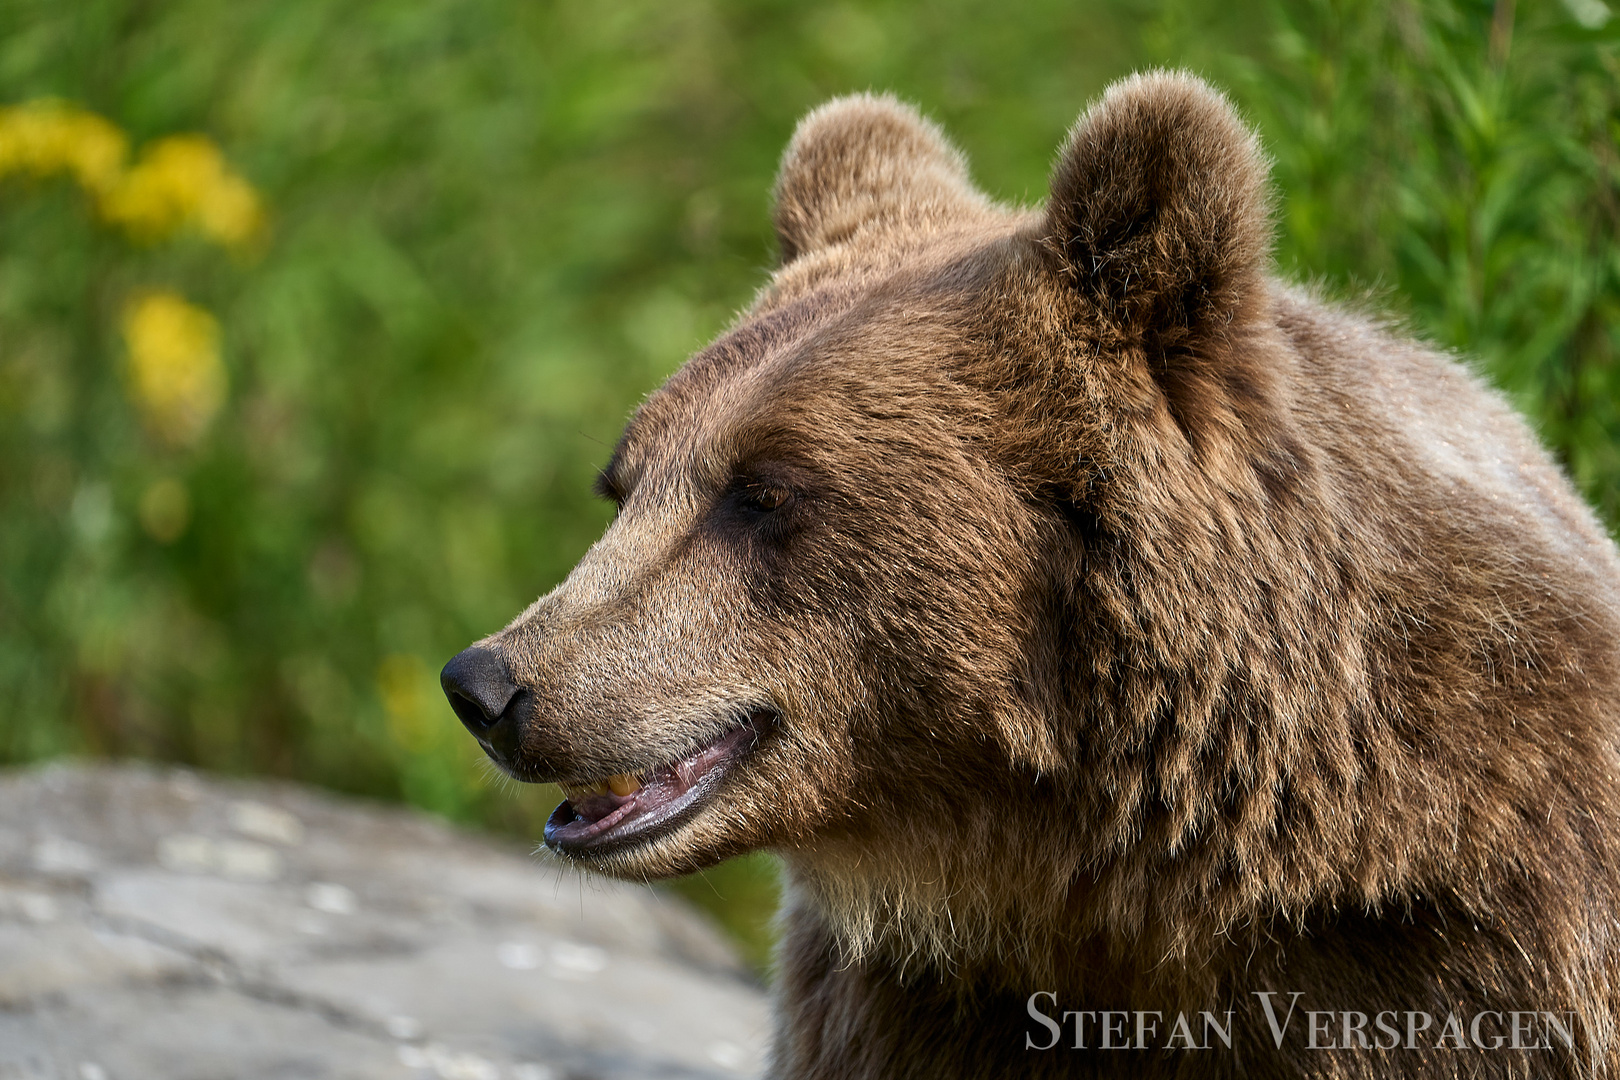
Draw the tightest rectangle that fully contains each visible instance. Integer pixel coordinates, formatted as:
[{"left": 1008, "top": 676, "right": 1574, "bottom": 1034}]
[
  {"left": 607, "top": 773, "right": 642, "bottom": 796},
  {"left": 563, "top": 780, "right": 608, "bottom": 800}
]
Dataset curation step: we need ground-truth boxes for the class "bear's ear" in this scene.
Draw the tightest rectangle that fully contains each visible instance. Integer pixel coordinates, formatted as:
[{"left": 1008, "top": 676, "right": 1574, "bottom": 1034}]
[
  {"left": 1043, "top": 71, "right": 1271, "bottom": 345},
  {"left": 773, "top": 94, "right": 984, "bottom": 264}
]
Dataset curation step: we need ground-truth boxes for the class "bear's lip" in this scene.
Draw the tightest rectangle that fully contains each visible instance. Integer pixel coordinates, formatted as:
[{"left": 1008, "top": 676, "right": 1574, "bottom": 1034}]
[{"left": 542, "top": 712, "right": 771, "bottom": 857}]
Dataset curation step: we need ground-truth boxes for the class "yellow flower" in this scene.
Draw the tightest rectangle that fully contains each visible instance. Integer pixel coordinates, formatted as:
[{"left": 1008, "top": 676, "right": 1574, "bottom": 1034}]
[
  {"left": 0, "top": 100, "right": 128, "bottom": 195},
  {"left": 0, "top": 99, "right": 265, "bottom": 251},
  {"left": 101, "top": 134, "right": 265, "bottom": 250},
  {"left": 122, "top": 292, "right": 226, "bottom": 446}
]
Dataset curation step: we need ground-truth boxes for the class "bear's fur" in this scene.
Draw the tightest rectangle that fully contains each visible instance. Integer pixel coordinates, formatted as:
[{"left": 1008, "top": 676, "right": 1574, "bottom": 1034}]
[{"left": 451, "top": 72, "right": 1620, "bottom": 1077}]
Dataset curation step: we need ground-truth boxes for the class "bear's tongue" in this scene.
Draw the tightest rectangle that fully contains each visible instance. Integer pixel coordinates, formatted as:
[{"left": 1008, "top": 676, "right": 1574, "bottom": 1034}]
[
  {"left": 544, "top": 723, "right": 758, "bottom": 852},
  {"left": 558, "top": 766, "right": 688, "bottom": 829}
]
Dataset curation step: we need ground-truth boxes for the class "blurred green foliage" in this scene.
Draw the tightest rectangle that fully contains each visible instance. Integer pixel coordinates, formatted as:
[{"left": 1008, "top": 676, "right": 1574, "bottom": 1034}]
[
  {"left": 1230, "top": 0, "right": 1620, "bottom": 522},
  {"left": 0, "top": 0, "right": 1614, "bottom": 973}
]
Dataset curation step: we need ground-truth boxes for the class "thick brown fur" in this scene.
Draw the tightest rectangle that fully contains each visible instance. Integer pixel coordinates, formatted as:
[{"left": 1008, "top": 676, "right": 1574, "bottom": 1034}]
[{"left": 464, "top": 72, "right": 1620, "bottom": 1077}]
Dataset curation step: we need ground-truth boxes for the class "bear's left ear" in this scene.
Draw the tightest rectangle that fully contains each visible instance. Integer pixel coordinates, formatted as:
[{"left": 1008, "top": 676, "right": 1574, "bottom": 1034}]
[
  {"left": 1043, "top": 71, "right": 1272, "bottom": 345},
  {"left": 774, "top": 93, "right": 987, "bottom": 264}
]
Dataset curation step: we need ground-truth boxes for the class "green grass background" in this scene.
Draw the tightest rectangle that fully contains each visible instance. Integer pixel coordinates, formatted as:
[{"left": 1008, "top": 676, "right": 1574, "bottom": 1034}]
[{"left": 0, "top": 0, "right": 1615, "bottom": 973}]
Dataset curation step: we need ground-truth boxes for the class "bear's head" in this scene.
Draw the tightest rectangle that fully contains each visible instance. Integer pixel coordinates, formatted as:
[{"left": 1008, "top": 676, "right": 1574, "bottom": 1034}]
[{"left": 443, "top": 72, "right": 1292, "bottom": 956}]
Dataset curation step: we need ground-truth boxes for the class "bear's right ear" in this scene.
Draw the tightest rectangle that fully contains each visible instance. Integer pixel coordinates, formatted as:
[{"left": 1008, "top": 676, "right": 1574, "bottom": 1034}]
[
  {"left": 1043, "top": 72, "right": 1272, "bottom": 347},
  {"left": 773, "top": 94, "right": 984, "bottom": 264}
]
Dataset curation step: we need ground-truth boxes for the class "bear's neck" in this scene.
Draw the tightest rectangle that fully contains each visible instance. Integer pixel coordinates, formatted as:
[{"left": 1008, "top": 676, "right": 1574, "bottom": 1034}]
[{"left": 779, "top": 771, "right": 1255, "bottom": 992}]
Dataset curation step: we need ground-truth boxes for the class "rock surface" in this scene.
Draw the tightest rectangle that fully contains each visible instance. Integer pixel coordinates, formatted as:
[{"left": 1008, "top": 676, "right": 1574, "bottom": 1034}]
[{"left": 0, "top": 763, "right": 770, "bottom": 1080}]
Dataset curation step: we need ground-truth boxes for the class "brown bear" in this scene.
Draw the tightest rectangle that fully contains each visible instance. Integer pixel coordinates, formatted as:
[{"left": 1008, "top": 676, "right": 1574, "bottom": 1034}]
[{"left": 441, "top": 72, "right": 1620, "bottom": 1078}]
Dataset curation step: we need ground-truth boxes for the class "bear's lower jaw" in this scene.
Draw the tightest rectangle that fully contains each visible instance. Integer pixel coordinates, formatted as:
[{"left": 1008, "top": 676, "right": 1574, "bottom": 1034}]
[{"left": 542, "top": 712, "right": 771, "bottom": 857}]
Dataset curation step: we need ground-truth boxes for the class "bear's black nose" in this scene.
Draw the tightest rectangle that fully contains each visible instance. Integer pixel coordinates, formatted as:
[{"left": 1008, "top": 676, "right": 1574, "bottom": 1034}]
[{"left": 440, "top": 647, "right": 519, "bottom": 735}]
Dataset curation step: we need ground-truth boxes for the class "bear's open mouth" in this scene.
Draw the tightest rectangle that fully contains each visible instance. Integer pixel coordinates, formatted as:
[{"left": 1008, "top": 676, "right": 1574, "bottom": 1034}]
[{"left": 543, "top": 711, "right": 771, "bottom": 856}]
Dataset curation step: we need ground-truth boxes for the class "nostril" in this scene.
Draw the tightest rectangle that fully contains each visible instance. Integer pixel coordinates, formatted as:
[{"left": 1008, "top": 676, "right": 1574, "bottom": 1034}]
[
  {"left": 446, "top": 689, "right": 496, "bottom": 734},
  {"left": 440, "top": 646, "right": 519, "bottom": 734}
]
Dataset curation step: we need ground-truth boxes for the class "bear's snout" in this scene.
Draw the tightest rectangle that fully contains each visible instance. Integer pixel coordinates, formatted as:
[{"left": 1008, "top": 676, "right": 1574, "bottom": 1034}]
[{"left": 440, "top": 645, "right": 521, "bottom": 755}]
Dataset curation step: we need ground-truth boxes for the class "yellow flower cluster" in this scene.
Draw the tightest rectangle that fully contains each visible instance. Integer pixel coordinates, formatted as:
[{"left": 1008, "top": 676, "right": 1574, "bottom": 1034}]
[
  {"left": 0, "top": 101, "right": 262, "bottom": 446},
  {"left": 0, "top": 100, "right": 263, "bottom": 251},
  {"left": 102, "top": 135, "right": 263, "bottom": 249},
  {"left": 0, "top": 100, "right": 126, "bottom": 196},
  {"left": 122, "top": 292, "right": 226, "bottom": 446}
]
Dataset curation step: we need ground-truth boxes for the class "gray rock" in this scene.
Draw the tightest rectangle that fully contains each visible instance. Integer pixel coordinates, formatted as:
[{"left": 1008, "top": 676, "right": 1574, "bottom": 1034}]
[{"left": 0, "top": 763, "right": 769, "bottom": 1080}]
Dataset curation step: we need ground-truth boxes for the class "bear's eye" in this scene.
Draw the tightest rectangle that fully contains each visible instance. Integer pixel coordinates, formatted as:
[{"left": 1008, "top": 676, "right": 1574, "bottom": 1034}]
[{"left": 740, "top": 483, "right": 791, "bottom": 513}]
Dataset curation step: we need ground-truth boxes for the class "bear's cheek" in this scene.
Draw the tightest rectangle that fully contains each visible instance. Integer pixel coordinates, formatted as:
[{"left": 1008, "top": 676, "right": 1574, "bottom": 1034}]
[{"left": 481, "top": 473, "right": 1029, "bottom": 854}]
